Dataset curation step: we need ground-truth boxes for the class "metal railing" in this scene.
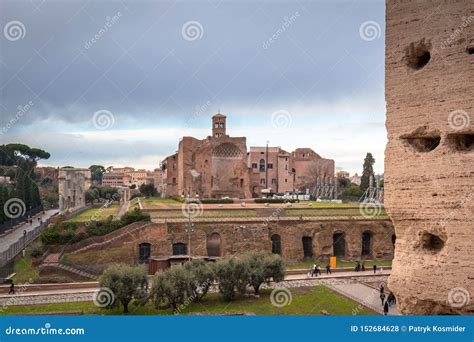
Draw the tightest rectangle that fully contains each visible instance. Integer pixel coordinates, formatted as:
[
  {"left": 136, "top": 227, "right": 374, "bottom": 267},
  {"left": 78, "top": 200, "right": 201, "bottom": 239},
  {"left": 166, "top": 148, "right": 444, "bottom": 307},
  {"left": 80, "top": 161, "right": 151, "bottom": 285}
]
[{"left": 0, "top": 218, "right": 51, "bottom": 267}]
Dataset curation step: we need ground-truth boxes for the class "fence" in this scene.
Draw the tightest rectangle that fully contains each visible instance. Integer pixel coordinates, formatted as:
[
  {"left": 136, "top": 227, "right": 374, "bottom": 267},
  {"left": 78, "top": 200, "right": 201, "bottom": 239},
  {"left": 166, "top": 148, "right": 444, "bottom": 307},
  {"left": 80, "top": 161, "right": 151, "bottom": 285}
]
[
  {"left": 0, "top": 218, "right": 51, "bottom": 268},
  {"left": 0, "top": 205, "right": 43, "bottom": 235}
]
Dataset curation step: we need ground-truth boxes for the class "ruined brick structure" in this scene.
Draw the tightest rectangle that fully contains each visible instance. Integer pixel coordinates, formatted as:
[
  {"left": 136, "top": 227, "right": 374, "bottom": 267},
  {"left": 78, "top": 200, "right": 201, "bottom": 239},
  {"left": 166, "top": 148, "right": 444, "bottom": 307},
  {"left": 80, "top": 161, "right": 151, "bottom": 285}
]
[
  {"left": 385, "top": 0, "right": 473, "bottom": 314},
  {"left": 58, "top": 167, "right": 91, "bottom": 212},
  {"left": 161, "top": 114, "right": 335, "bottom": 198},
  {"left": 67, "top": 219, "right": 395, "bottom": 264}
]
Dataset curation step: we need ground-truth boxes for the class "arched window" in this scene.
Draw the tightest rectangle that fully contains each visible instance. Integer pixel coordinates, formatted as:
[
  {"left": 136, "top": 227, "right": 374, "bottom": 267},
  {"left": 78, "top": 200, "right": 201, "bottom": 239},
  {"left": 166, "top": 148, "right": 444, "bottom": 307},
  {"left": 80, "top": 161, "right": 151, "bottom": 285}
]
[
  {"left": 302, "top": 236, "right": 313, "bottom": 259},
  {"left": 259, "top": 159, "right": 265, "bottom": 172},
  {"left": 207, "top": 232, "right": 222, "bottom": 257},
  {"left": 333, "top": 232, "right": 345, "bottom": 257},
  {"left": 361, "top": 231, "right": 373, "bottom": 256},
  {"left": 271, "top": 234, "right": 281, "bottom": 255},
  {"left": 138, "top": 242, "right": 151, "bottom": 263},
  {"left": 172, "top": 243, "right": 187, "bottom": 255}
]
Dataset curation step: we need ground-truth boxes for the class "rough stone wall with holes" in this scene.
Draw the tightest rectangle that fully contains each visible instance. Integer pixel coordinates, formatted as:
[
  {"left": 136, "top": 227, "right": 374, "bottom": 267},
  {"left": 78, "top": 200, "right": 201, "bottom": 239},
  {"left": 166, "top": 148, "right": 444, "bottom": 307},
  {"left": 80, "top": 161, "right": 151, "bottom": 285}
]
[
  {"left": 385, "top": 0, "right": 474, "bottom": 314},
  {"left": 82, "top": 219, "right": 394, "bottom": 263}
]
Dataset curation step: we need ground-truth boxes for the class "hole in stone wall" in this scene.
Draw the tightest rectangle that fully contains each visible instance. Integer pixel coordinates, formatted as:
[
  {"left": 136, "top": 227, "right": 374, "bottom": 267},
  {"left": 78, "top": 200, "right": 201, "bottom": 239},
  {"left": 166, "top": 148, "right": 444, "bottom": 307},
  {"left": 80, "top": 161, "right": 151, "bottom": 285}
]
[
  {"left": 421, "top": 232, "right": 445, "bottom": 252},
  {"left": 467, "top": 45, "right": 474, "bottom": 54},
  {"left": 405, "top": 39, "right": 431, "bottom": 70},
  {"left": 446, "top": 133, "right": 474, "bottom": 152},
  {"left": 402, "top": 136, "right": 441, "bottom": 152}
]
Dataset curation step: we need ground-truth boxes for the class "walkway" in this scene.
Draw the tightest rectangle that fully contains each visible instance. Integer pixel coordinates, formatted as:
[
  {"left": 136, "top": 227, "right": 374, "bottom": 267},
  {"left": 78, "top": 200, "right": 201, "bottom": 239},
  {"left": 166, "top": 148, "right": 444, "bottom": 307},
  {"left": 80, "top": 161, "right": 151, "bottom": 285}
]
[
  {"left": 0, "top": 209, "right": 58, "bottom": 253},
  {"left": 116, "top": 200, "right": 130, "bottom": 219}
]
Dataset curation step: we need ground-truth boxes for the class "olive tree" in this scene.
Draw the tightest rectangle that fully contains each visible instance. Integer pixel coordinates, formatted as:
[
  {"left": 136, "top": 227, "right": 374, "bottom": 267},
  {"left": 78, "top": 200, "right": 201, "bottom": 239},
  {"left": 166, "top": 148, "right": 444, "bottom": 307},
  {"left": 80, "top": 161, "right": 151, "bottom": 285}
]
[
  {"left": 99, "top": 264, "right": 148, "bottom": 314},
  {"left": 183, "top": 259, "right": 215, "bottom": 301},
  {"left": 151, "top": 265, "right": 193, "bottom": 310}
]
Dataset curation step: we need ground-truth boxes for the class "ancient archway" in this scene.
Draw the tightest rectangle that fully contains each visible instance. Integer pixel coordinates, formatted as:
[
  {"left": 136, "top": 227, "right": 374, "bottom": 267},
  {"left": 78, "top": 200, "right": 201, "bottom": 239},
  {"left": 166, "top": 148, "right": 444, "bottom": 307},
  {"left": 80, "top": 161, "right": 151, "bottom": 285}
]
[
  {"left": 207, "top": 232, "right": 222, "bottom": 257},
  {"left": 302, "top": 236, "right": 313, "bottom": 259},
  {"left": 271, "top": 234, "right": 281, "bottom": 255},
  {"left": 138, "top": 242, "right": 151, "bottom": 263},
  {"left": 333, "top": 232, "right": 345, "bottom": 257},
  {"left": 361, "top": 231, "right": 373, "bottom": 257}
]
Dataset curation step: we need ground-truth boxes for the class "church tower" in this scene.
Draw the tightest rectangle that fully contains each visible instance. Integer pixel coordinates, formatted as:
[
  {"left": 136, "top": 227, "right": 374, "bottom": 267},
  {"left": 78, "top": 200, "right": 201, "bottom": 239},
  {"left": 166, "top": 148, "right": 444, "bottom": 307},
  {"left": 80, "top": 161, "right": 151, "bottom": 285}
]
[{"left": 212, "top": 113, "right": 227, "bottom": 138}]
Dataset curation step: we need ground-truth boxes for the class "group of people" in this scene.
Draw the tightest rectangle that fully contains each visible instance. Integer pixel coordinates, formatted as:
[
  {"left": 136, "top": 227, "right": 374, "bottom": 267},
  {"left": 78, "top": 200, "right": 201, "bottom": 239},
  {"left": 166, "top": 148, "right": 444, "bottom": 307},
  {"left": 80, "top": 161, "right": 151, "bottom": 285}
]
[
  {"left": 379, "top": 283, "right": 396, "bottom": 315},
  {"left": 309, "top": 263, "right": 331, "bottom": 277},
  {"left": 354, "top": 261, "right": 383, "bottom": 274}
]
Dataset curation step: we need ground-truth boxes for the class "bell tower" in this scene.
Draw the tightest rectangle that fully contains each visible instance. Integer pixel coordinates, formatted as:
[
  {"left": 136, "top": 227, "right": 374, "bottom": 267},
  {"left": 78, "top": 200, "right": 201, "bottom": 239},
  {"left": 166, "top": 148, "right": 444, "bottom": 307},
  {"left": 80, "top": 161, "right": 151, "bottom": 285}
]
[{"left": 212, "top": 113, "right": 226, "bottom": 138}]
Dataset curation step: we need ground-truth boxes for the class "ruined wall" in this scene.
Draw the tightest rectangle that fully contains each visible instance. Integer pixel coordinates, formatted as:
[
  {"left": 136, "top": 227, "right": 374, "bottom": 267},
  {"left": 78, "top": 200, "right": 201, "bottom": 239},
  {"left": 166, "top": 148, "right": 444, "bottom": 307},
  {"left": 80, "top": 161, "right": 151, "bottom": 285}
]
[
  {"left": 71, "top": 219, "right": 394, "bottom": 263},
  {"left": 385, "top": 0, "right": 473, "bottom": 314}
]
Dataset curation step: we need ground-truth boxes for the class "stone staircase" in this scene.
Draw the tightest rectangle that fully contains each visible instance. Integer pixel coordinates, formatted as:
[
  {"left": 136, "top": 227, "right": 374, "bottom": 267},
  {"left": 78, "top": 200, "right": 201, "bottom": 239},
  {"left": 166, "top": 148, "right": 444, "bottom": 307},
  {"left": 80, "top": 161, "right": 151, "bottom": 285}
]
[{"left": 39, "top": 253, "right": 98, "bottom": 280}]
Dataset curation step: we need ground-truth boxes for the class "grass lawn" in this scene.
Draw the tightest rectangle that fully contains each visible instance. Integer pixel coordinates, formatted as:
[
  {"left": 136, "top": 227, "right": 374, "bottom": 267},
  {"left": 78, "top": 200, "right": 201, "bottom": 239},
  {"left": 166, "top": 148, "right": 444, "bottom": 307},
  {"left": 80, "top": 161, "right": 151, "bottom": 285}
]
[
  {"left": 286, "top": 259, "right": 392, "bottom": 270},
  {"left": 151, "top": 210, "right": 257, "bottom": 218},
  {"left": 0, "top": 286, "right": 376, "bottom": 316},
  {"left": 141, "top": 197, "right": 180, "bottom": 203},
  {"left": 67, "top": 204, "right": 120, "bottom": 222},
  {"left": 286, "top": 208, "right": 382, "bottom": 216},
  {"left": 12, "top": 256, "right": 39, "bottom": 283},
  {"left": 295, "top": 201, "right": 359, "bottom": 207}
]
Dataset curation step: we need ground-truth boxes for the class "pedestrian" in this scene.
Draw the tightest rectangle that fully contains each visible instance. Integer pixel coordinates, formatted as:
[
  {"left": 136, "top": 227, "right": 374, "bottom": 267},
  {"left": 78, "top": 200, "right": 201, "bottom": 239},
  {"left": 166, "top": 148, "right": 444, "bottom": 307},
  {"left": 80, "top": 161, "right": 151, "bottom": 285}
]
[
  {"left": 383, "top": 301, "right": 389, "bottom": 316},
  {"left": 387, "top": 292, "right": 395, "bottom": 307},
  {"left": 361, "top": 262, "right": 366, "bottom": 271},
  {"left": 373, "top": 264, "right": 377, "bottom": 274},
  {"left": 316, "top": 264, "right": 321, "bottom": 276},
  {"left": 8, "top": 282, "right": 15, "bottom": 295},
  {"left": 311, "top": 263, "right": 317, "bottom": 277},
  {"left": 380, "top": 292, "right": 385, "bottom": 306},
  {"left": 325, "top": 263, "right": 331, "bottom": 274},
  {"left": 380, "top": 283, "right": 385, "bottom": 295},
  {"left": 23, "top": 230, "right": 27, "bottom": 237}
]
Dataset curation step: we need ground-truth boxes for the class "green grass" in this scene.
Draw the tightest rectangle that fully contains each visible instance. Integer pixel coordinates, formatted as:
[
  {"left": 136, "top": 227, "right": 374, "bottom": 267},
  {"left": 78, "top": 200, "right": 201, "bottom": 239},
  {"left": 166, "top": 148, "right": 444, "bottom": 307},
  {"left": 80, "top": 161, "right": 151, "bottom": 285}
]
[
  {"left": 151, "top": 210, "right": 257, "bottom": 218},
  {"left": 141, "top": 197, "right": 180, "bottom": 203},
  {"left": 12, "top": 256, "right": 39, "bottom": 283},
  {"left": 0, "top": 286, "right": 376, "bottom": 316},
  {"left": 286, "top": 259, "right": 392, "bottom": 270},
  {"left": 296, "top": 201, "right": 359, "bottom": 207},
  {"left": 67, "top": 204, "right": 120, "bottom": 222}
]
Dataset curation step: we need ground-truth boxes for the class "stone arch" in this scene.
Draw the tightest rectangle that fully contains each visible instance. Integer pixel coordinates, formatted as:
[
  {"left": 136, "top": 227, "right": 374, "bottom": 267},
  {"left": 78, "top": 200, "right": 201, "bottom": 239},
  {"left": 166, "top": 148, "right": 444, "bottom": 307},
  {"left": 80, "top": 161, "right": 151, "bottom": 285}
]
[
  {"left": 361, "top": 231, "right": 373, "bottom": 257},
  {"left": 212, "top": 143, "right": 243, "bottom": 159},
  {"left": 271, "top": 234, "right": 281, "bottom": 255},
  {"left": 333, "top": 232, "right": 346, "bottom": 257},
  {"left": 207, "top": 232, "right": 222, "bottom": 257},
  {"left": 172, "top": 242, "right": 187, "bottom": 255},
  {"left": 138, "top": 242, "right": 151, "bottom": 263}
]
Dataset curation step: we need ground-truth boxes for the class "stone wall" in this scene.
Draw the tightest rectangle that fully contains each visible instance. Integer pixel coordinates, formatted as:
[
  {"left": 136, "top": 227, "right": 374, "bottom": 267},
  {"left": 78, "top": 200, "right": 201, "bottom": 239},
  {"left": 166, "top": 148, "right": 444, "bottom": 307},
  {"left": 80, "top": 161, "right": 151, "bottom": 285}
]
[{"left": 385, "top": 0, "right": 473, "bottom": 314}]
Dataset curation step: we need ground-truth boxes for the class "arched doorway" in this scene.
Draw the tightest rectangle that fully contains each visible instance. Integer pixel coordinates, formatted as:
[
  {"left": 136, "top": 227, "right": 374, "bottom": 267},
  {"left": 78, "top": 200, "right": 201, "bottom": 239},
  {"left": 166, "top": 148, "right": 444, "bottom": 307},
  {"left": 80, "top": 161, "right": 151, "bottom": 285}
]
[
  {"left": 302, "top": 236, "right": 313, "bottom": 259},
  {"left": 361, "top": 231, "right": 373, "bottom": 256},
  {"left": 271, "top": 234, "right": 281, "bottom": 255},
  {"left": 207, "top": 232, "right": 222, "bottom": 257},
  {"left": 333, "top": 232, "right": 345, "bottom": 257},
  {"left": 172, "top": 243, "right": 187, "bottom": 255},
  {"left": 138, "top": 242, "right": 151, "bottom": 263}
]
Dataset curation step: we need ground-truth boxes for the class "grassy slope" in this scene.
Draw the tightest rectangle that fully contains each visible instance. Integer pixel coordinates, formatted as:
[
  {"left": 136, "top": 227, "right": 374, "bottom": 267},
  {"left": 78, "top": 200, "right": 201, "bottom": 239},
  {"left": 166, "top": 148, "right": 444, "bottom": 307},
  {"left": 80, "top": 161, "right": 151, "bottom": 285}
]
[
  {"left": 0, "top": 286, "right": 375, "bottom": 316},
  {"left": 67, "top": 204, "right": 120, "bottom": 222}
]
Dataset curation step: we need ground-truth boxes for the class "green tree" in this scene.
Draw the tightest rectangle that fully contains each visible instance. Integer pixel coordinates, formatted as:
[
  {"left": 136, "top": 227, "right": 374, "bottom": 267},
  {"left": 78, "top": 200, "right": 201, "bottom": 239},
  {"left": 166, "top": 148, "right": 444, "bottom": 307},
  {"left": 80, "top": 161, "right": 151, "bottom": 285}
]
[
  {"left": 244, "top": 252, "right": 285, "bottom": 295},
  {"left": 99, "top": 264, "right": 148, "bottom": 314},
  {"left": 183, "top": 259, "right": 215, "bottom": 301},
  {"left": 85, "top": 188, "right": 100, "bottom": 205},
  {"left": 139, "top": 183, "right": 156, "bottom": 197},
  {"left": 89, "top": 165, "right": 106, "bottom": 185},
  {"left": 360, "top": 153, "right": 375, "bottom": 192},
  {"left": 151, "top": 265, "right": 193, "bottom": 310}
]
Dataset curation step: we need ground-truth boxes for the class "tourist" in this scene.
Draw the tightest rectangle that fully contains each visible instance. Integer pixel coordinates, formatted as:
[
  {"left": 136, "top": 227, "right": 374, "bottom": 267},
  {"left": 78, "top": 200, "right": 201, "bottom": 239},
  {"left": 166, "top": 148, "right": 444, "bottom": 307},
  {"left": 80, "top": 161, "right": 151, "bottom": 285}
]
[
  {"left": 311, "top": 263, "right": 317, "bottom": 277},
  {"left": 316, "top": 264, "right": 321, "bottom": 276},
  {"left": 380, "top": 292, "right": 385, "bottom": 306},
  {"left": 380, "top": 283, "right": 385, "bottom": 295},
  {"left": 373, "top": 264, "right": 377, "bottom": 274},
  {"left": 387, "top": 292, "right": 396, "bottom": 307},
  {"left": 23, "top": 230, "right": 27, "bottom": 237},
  {"left": 361, "top": 262, "right": 366, "bottom": 271},
  {"left": 325, "top": 263, "right": 331, "bottom": 274},
  {"left": 383, "top": 301, "right": 389, "bottom": 316},
  {"left": 8, "top": 282, "right": 15, "bottom": 295}
]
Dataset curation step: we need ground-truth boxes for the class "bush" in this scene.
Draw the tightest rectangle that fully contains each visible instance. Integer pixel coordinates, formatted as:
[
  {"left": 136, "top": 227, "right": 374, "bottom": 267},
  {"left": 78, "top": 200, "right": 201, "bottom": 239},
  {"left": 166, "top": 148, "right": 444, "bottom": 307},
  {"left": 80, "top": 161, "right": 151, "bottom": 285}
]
[
  {"left": 151, "top": 265, "right": 193, "bottom": 310},
  {"left": 200, "top": 199, "right": 234, "bottom": 204},
  {"left": 120, "top": 208, "right": 150, "bottom": 226},
  {"left": 40, "top": 222, "right": 78, "bottom": 245},
  {"left": 29, "top": 242, "right": 46, "bottom": 258},
  {"left": 243, "top": 252, "right": 285, "bottom": 295},
  {"left": 214, "top": 258, "right": 246, "bottom": 301},
  {"left": 254, "top": 198, "right": 298, "bottom": 204},
  {"left": 99, "top": 264, "right": 148, "bottom": 313},
  {"left": 183, "top": 259, "right": 215, "bottom": 301}
]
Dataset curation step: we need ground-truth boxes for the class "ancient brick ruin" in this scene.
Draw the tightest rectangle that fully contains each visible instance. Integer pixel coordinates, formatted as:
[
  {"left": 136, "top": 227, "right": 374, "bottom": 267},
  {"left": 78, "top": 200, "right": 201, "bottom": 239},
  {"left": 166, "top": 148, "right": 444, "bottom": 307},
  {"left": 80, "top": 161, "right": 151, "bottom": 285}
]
[{"left": 385, "top": 0, "right": 473, "bottom": 314}]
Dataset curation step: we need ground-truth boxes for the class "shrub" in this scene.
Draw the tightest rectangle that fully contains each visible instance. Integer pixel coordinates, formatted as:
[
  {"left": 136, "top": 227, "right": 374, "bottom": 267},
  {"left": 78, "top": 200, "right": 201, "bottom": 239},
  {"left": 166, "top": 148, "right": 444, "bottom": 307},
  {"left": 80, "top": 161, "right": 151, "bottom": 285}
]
[
  {"left": 29, "top": 242, "right": 46, "bottom": 258},
  {"left": 40, "top": 222, "right": 78, "bottom": 245},
  {"left": 99, "top": 264, "right": 148, "bottom": 313},
  {"left": 213, "top": 258, "right": 246, "bottom": 301},
  {"left": 183, "top": 259, "right": 215, "bottom": 301},
  {"left": 242, "top": 252, "right": 285, "bottom": 295},
  {"left": 151, "top": 265, "right": 193, "bottom": 310},
  {"left": 200, "top": 199, "right": 234, "bottom": 204},
  {"left": 120, "top": 208, "right": 150, "bottom": 226}
]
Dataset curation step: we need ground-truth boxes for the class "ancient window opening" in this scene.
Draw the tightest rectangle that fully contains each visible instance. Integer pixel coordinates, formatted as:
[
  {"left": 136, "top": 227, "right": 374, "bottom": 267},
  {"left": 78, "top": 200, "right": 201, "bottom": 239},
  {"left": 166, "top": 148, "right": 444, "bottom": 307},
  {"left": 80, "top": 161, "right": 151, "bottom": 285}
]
[
  {"left": 467, "top": 45, "right": 474, "bottom": 54},
  {"left": 207, "top": 232, "right": 221, "bottom": 257},
  {"left": 446, "top": 133, "right": 474, "bottom": 152},
  {"left": 138, "top": 242, "right": 151, "bottom": 263},
  {"left": 421, "top": 232, "right": 445, "bottom": 252},
  {"left": 405, "top": 39, "right": 431, "bottom": 70},
  {"left": 302, "top": 236, "right": 313, "bottom": 259},
  {"left": 402, "top": 135, "right": 441, "bottom": 152},
  {"left": 271, "top": 234, "right": 282, "bottom": 255},
  {"left": 172, "top": 243, "right": 187, "bottom": 255},
  {"left": 333, "top": 232, "right": 346, "bottom": 257},
  {"left": 259, "top": 159, "right": 265, "bottom": 172},
  {"left": 361, "top": 231, "right": 373, "bottom": 256}
]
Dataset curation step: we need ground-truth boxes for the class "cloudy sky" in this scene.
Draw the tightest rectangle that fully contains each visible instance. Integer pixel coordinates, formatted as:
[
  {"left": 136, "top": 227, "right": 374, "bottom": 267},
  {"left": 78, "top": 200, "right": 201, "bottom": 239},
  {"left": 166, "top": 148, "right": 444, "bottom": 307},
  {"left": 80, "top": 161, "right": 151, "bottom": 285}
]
[{"left": 0, "top": 0, "right": 386, "bottom": 174}]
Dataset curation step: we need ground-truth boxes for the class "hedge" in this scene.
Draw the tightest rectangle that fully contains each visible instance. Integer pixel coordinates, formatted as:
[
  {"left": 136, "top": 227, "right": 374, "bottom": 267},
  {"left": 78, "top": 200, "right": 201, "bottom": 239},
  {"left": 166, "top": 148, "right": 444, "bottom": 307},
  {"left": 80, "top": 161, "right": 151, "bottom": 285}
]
[{"left": 254, "top": 198, "right": 299, "bottom": 204}]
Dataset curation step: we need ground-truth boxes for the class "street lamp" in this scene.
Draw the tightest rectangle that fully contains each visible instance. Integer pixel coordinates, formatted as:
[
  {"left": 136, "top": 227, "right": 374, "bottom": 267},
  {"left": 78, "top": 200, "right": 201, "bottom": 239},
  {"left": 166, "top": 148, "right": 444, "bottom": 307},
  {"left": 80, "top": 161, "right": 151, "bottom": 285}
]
[{"left": 184, "top": 216, "right": 195, "bottom": 261}]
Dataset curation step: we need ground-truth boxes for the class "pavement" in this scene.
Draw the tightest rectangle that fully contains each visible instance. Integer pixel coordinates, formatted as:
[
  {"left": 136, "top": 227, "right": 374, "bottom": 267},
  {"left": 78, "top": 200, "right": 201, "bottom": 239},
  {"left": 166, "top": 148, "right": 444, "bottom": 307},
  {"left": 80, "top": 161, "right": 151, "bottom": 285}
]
[{"left": 0, "top": 209, "right": 58, "bottom": 254}]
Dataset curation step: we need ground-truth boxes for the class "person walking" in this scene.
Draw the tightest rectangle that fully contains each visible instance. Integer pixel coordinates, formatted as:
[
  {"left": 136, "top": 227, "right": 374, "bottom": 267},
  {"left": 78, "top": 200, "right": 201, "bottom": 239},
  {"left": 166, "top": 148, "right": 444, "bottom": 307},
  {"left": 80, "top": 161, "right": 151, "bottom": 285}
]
[
  {"left": 311, "top": 263, "right": 317, "bottom": 277},
  {"left": 373, "top": 264, "right": 377, "bottom": 274},
  {"left": 380, "top": 283, "right": 385, "bottom": 295},
  {"left": 380, "top": 292, "right": 386, "bottom": 306},
  {"left": 361, "top": 262, "right": 366, "bottom": 271},
  {"left": 316, "top": 264, "right": 321, "bottom": 276},
  {"left": 383, "top": 301, "right": 389, "bottom": 316},
  {"left": 325, "top": 263, "right": 331, "bottom": 275},
  {"left": 8, "top": 282, "right": 15, "bottom": 295}
]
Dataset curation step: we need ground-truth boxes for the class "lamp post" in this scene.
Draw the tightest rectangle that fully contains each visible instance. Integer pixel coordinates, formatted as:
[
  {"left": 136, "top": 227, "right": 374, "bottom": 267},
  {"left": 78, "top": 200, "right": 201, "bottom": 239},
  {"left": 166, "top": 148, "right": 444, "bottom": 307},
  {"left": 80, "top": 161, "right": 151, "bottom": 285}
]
[{"left": 184, "top": 216, "right": 195, "bottom": 261}]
